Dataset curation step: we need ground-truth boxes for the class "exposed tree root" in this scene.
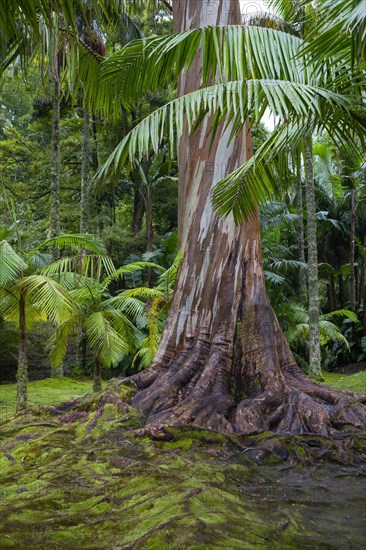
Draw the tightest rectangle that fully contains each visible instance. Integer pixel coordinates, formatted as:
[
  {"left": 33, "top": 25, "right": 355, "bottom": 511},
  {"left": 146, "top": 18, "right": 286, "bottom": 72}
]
[{"left": 113, "top": 342, "right": 366, "bottom": 444}]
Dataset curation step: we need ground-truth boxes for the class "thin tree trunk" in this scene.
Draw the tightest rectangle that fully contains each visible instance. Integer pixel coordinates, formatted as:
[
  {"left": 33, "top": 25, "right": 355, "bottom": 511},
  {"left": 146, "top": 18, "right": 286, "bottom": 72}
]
[
  {"left": 81, "top": 337, "right": 87, "bottom": 374},
  {"left": 328, "top": 274, "right": 337, "bottom": 312},
  {"left": 296, "top": 160, "right": 307, "bottom": 304},
  {"left": 80, "top": 104, "right": 91, "bottom": 234},
  {"left": 50, "top": 67, "right": 63, "bottom": 378},
  {"left": 119, "top": 0, "right": 366, "bottom": 438},
  {"left": 91, "top": 116, "right": 99, "bottom": 172},
  {"left": 338, "top": 274, "right": 345, "bottom": 305},
  {"left": 361, "top": 236, "right": 366, "bottom": 334},
  {"left": 131, "top": 189, "right": 145, "bottom": 233},
  {"left": 93, "top": 357, "right": 102, "bottom": 393},
  {"left": 16, "top": 294, "right": 28, "bottom": 412},
  {"left": 145, "top": 188, "right": 154, "bottom": 286},
  {"left": 50, "top": 70, "right": 61, "bottom": 246},
  {"left": 350, "top": 188, "right": 356, "bottom": 311},
  {"left": 305, "top": 142, "right": 322, "bottom": 378}
]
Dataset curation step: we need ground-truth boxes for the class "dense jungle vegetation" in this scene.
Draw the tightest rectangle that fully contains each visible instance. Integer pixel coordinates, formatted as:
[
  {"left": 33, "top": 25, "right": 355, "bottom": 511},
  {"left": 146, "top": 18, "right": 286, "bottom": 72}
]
[{"left": 0, "top": 1, "right": 365, "bottom": 548}]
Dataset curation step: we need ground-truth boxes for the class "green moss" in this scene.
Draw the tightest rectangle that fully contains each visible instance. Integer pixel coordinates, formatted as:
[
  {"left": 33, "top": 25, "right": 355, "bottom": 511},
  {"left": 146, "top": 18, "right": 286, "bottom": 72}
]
[
  {"left": 0, "top": 377, "right": 95, "bottom": 420},
  {"left": 1, "top": 386, "right": 366, "bottom": 549},
  {"left": 322, "top": 370, "right": 366, "bottom": 393}
]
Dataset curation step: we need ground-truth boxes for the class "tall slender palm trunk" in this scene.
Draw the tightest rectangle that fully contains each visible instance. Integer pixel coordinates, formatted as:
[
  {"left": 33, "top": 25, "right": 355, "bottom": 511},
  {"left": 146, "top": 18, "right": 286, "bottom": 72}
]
[
  {"left": 132, "top": 189, "right": 145, "bottom": 233},
  {"left": 349, "top": 188, "right": 356, "bottom": 312},
  {"left": 144, "top": 188, "right": 154, "bottom": 286},
  {"left": 296, "top": 161, "right": 307, "bottom": 304},
  {"left": 93, "top": 356, "right": 102, "bottom": 393},
  {"left": 305, "top": 142, "right": 322, "bottom": 378},
  {"left": 50, "top": 62, "right": 63, "bottom": 379},
  {"left": 50, "top": 73, "right": 61, "bottom": 244},
  {"left": 80, "top": 104, "right": 91, "bottom": 234},
  {"left": 16, "top": 294, "right": 28, "bottom": 412},
  {"left": 119, "top": 0, "right": 366, "bottom": 438},
  {"left": 361, "top": 236, "right": 366, "bottom": 334}
]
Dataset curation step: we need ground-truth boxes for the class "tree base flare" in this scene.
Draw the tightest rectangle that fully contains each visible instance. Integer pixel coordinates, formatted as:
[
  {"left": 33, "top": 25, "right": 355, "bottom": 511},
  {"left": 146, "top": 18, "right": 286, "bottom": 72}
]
[{"left": 119, "top": 354, "right": 366, "bottom": 440}]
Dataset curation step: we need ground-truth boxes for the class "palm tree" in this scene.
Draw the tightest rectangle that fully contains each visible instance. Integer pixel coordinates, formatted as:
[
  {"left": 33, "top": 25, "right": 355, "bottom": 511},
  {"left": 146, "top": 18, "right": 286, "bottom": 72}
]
[
  {"left": 278, "top": 302, "right": 358, "bottom": 365},
  {"left": 47, "top": 259, "right": 164, "bottom": 392},
  {"left": 0, "top": 233, "right": 104, "bottom": 410},
  {"left": 110, "top": 251, "right": 182, "bottom": 370}
]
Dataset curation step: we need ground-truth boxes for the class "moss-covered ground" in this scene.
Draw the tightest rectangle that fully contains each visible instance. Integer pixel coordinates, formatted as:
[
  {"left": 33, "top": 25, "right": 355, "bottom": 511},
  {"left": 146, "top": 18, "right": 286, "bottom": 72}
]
[
  {"left": 0, "top": 378, "right": 97, "bottom": 421},
  {"left": 321, "top": 370, "right": 366, "bottom": 393},
  {"left": 0, "top": 375, "right": 365, "bottom": 549}
]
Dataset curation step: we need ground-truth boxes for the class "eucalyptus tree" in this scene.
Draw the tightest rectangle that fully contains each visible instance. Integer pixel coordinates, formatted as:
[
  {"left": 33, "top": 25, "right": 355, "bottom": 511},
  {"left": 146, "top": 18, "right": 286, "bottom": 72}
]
[
  {"left": 95, "top": 0, "right": 366, "bottom": 436},
  {"left": 0, "top": 234, "right": 103, "bottom": 411}
]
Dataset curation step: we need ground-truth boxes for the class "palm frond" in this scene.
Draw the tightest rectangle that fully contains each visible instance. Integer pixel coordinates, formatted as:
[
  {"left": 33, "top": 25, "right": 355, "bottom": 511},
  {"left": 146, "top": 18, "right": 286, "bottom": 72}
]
[
  {"left": 17, "top": 275, "right": 78, "bottom": 324},
  {"left": 42, "top": 254, "right": 115, "bottom": 283},
  {"left": 132, "top": 296, "right": 164, "bottom": 370},
  {"left": 102, "top": 261, "right": 164, "bottom": 288},
  {"left": 319, "top": 320, "right": 350, "bottom": 349},
  {"left": 84, "top": 310, "right": 134, "bottom": 367},
  {"left": 38, "top": 234, "right": 107, "bottom": 255},
  {"left": 105, "top": 295, "right": 145, "bottom": 321},
  {"left": 320, "top": 309, "right": 358, "bottom": 323},
  {"left": 0, "top": 240, "right": 28, "bottom": 286},
  {"left": 48, "top": 316, "right": 80, "bottom": 367},
  {"left": 264, "top": 270, "right": 286, "bottom": 285}
]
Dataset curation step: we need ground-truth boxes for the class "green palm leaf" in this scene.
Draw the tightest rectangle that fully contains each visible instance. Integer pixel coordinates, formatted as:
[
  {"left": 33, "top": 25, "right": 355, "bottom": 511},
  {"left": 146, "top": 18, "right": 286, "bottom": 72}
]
[
  {"left": 0, "top": 240, "right": 28, "bottom": 286},
  {"left": 101, "top": 261, "right": 165, "bottom": 288},
  {"left": 84, "top": 310, "right": 134, "bottom": 367},
  {"left": 48, "top": 316, "right": 80, "bottom": 367},
  {"left": 38, "top": 234, "right": 107, "bottom": 255},
  {"left": 17, "top": 275, "right": 78, "bottom": 324}
]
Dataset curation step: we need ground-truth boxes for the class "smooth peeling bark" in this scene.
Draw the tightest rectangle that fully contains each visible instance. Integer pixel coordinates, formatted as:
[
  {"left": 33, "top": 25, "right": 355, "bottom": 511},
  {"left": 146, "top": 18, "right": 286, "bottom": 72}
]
[
  {"left": 120, "top": 0, "right": 366, "bottom": 437},
  {"left": 16, "top": 294, "right": 28, "bottom": 412}
]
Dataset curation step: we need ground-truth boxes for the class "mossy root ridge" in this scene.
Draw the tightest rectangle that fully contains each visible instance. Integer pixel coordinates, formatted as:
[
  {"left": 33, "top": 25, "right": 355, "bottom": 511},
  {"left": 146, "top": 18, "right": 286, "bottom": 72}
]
[{"left": 1, "top": 380, "right": 366, "bottom": 549}]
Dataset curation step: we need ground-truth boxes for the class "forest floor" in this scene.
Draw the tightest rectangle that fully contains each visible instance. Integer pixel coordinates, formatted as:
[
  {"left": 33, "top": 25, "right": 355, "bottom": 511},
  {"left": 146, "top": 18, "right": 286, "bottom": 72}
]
[
  {"left": 0, "top": 372, "right": 365, "bottom": 549},
  {"left": 1, "top": 371, "right": 365, "bottom": 419},
  {"left": 0, "top": 378, "right": 98, "bottom": 421}
]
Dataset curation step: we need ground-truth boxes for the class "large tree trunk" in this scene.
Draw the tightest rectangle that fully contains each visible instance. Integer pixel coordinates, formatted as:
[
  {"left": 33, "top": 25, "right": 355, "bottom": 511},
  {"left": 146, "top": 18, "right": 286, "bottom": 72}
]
[
  {"left": 119, "top": 0, "right": 366, "bottom": 437},
  {"left": 16, "top": 294, "right": 28, "bottom": 412}
]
